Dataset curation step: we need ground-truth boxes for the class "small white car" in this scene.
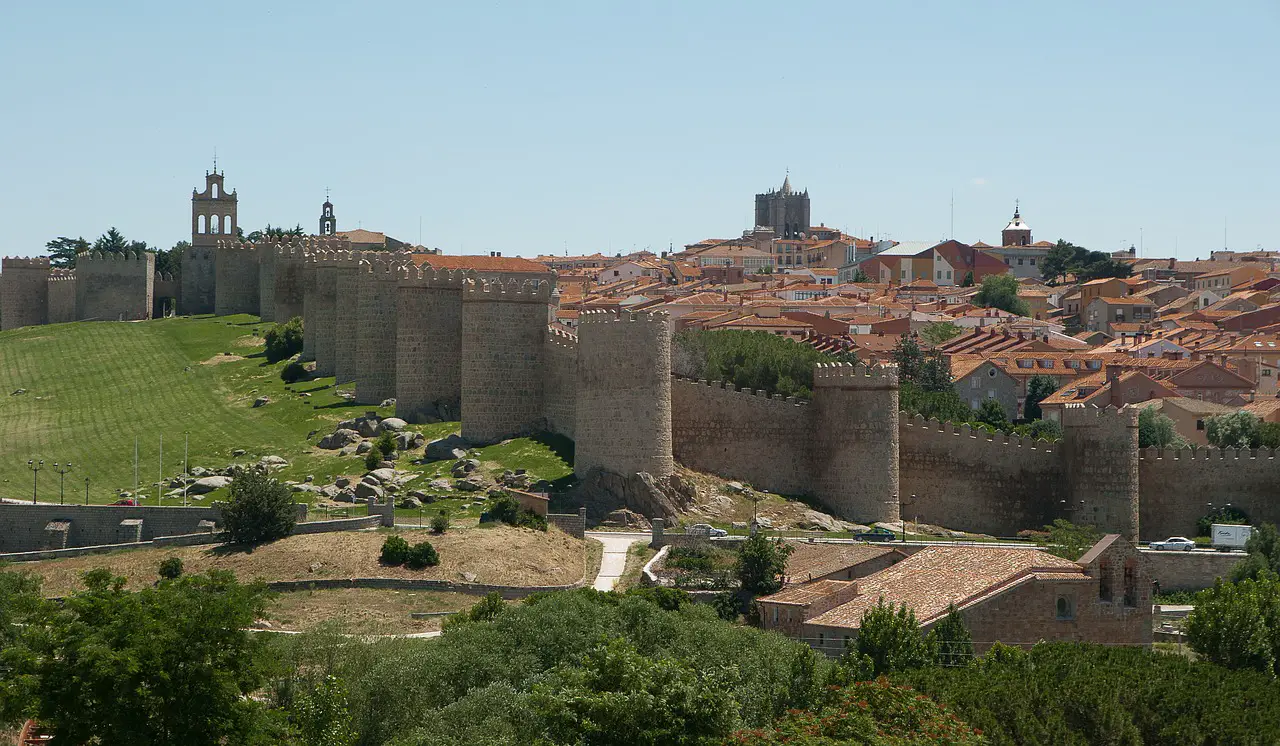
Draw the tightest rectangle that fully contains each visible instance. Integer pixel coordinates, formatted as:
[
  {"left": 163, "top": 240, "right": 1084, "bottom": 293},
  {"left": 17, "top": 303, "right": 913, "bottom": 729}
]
[
  {"left": 687, "top": 523, "right": 728, "bottom": 538},
  {"left": 1149, "top": 536, "right": 1196, "bottom": 551}
]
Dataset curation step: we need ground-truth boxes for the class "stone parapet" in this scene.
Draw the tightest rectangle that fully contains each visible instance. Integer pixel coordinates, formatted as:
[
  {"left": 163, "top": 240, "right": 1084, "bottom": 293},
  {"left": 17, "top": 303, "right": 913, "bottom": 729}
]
[
  {"left": 355, "top": 252, "right": 410, "bottom": 404},
  {"left": 395, "top": 264, "right": 471, "bottom": 421}
]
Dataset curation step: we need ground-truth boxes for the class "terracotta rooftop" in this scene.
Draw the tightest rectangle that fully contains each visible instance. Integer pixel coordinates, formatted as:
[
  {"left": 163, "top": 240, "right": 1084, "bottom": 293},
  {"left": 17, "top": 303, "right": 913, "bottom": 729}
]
[
  {"left": 767, "top": 579, "right": 857, "bottom": 606},
  {"left": 784, "top": 543, "right": 896, "bottom": 584},
  {"left": 804, "top": 546, "right": 1081, "bottom": 629},
  {"left": 412, "top": 254, "right": 551, "bottom": 273}
]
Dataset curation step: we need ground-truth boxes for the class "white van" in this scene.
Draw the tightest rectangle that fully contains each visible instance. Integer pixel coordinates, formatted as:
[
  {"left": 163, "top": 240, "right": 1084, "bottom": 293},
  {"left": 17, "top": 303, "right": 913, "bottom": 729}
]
[{"left": 1211, "top": 524, "right": 1252, "bottom": 551}]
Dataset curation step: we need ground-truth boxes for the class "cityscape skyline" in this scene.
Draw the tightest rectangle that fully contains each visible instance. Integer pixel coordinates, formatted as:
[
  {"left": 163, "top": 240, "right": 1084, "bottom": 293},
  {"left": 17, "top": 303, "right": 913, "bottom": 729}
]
[{"left": 2, "top": 1, "right": 1277, "bottom": 260}]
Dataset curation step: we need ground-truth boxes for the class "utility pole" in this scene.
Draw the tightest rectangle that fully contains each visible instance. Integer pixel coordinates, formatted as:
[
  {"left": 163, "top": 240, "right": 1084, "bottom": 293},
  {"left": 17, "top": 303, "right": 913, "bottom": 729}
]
[
  {"left": 134, "top": 436, "right": 139, "bottom": 496},
  {"left": 84, "top": 475, "right": 90, "bottom": 505},
  {"left": 158, "top": 434, "right": 163, "bottom": 506},
  {"left": 53, "top": 462, "right": 72, "bottom": 505},
  {"left": 183, "top": 433, "right": 190, "bottom": 507}
]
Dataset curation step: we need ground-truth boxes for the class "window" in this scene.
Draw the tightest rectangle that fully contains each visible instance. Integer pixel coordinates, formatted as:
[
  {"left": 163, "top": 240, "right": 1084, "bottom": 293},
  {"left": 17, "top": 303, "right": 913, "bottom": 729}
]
[
  {"left": 1123, "top": 563, "right": 1138, "bottom": 607},
  {"left": 1005, "top": 258, "right": 1011, "bottom": 265},
  {"left": 937, "top": 270, "right": 942, "bottom": 279},
  {"left": 1018, "top": 258, "right": 1024, "bottom": 266},
  {"left": 212, "top": 183, "right": 219, "bottom": 198},
  {"left": 1018, "top": 359, "right": 1034, "bottom": 369},
  {"left": 971, "top": 377, "right": 980, "bottom": 389},
  {"left": 1196, "top": 419, "right": 1205, "bottom": 431},
  {"left": 1030, "top": 258, "right": 1036, "bottom": 266},
  {"left": 971, "top": 398, "right": 980, "bottom": 408},
  {"left": 772, "top": 606, "right": 778, "bottom": 625},
  {"left": 1264, "top": 369, "right": 1273, "bottom": 377},
  {"left": 613, "top": 270, "right": 619, "bottom": 277},
  {"left": 818, "top": 632, "right": 825, "bottom": 646},
  {"left": 987, "top": 389, "right": 996, "bottom": 399},
  {"left": 1056, "top": 595, "right": 1076, "bottom": 620},
  {"left": 947, "top": 270, "right": 953, "bottom": 280},
  {"left": 1087, "top": 360, "right": 1102, "bottom": 370},
  {"left": 987, "top": 367, "right": 997, "bottom": 378},
  {"left": 1040, "top": 359, "right": 1054, "bottom": 368},
  {"left": 1099, "top": 564, "right": 1113, "bottom": 602},
  {"left": 1066, "top": 360, "right": 1079, "bottom": 369}
]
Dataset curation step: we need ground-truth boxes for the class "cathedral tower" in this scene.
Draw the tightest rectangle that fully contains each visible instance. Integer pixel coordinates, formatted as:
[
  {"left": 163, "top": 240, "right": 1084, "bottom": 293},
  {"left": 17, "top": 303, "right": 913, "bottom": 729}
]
[{"left": 754, "top": 174, "right": 811, "bottom": 239}]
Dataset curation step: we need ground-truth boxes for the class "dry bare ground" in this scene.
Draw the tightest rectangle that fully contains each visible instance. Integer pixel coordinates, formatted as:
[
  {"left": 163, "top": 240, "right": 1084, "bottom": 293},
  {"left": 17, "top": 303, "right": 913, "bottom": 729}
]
[
  {"left": 265, "top": 588, "right": 477, "bottom": 634},
  {"left": 24, "top": 525, "right": 589, "bottom": 597}
]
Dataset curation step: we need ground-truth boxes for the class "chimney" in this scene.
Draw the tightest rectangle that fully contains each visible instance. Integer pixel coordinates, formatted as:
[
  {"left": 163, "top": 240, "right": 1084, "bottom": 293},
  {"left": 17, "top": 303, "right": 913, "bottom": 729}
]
[{"left": 1105, "top": 364, "right": 1123, "bottom": 384}]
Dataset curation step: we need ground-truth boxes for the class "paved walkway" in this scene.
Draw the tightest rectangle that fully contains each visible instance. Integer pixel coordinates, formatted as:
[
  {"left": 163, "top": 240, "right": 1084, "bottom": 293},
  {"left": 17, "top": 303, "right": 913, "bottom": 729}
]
[{"left": 588, "top": 531, "right": 648, "bottom": 591}]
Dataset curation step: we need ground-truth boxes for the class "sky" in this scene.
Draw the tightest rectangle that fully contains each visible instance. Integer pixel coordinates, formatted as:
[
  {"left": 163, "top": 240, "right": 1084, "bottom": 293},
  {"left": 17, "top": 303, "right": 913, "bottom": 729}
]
[{"left": 2, "top": 1, "right": 1278, "bottom": 261}]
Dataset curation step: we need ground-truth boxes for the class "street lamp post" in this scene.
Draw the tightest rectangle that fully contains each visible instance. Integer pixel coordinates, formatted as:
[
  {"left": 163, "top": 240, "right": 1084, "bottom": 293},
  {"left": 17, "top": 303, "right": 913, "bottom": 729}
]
[
  {"left": 53, "top": 463, "right": 73, "bottom": 505},
  {"left": 27, "top": 460, "right": 43, "bottom": 504},
  {"left": 898, "top": 494, "right": 917, "bottom": 542},
  {"left": 84, "top": 476, "right": 90, "bottom": 505}
]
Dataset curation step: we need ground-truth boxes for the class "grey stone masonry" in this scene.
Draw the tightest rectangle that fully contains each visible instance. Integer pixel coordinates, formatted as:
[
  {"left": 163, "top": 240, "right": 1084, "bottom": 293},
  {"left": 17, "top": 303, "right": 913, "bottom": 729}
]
[
  {"left": 300, "top": 253, "right": 319, "bottom": 361},
  {"left": 396, "top": 264, "right": 470, "bottom": 422},
  {"left": 332, "top": 251, "right": 364, "bottom": 384},
  {"left": 810, "top": 363, "right": 901, "bottom": 524},
  {"left": 312, "top": 254, "right": 338, "bottom": 376},
  {"left": 47, "top": 270, "right": 78, "bottom": 323},
  {"left": 0, "top": 504, "right": 223, "bottom": 553},
  {"left": 1, "top": 256, "right": 51, "bottom": 330},
  {"left": 460, "top": 278, "right": 553, "bottom": 444},
  {"left": 273, "top": 242, "right": 309, "bottom": 324},
  {"left": 1063, "top": 404, "right": 1140, "bottom": 542},
  {"left": 256, "top": 238, "right": 280, "bottom": 323},
  {"left": 355, "top": 252, "right": 410, "bottom": 404},
  {"left": 76, "top": 250, "right": 156, "bottom": 322},
  {"left": 574, "top": 310, "right": 673, "bottom": 479},
  {"left": 214, "top": 241, "right": 260, "bottom": 316}
]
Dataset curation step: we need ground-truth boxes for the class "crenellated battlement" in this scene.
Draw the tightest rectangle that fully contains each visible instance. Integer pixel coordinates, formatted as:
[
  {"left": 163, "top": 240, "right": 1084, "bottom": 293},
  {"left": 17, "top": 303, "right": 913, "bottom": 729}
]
[
  {"left": 1140, "top": 445, "right": 1280, "bottom": 461},
  {"left": 48, "top": 270, "right": 76, "bottom": 282},
  {"left": 899, "top": 412, "right": 1058, "bottom": 452},
  {"left": 813, "top": 361, "right": 899, "bottom": 387},
  {"left": 153, "top": 272, "right": 175, "bottom": 283},
  {"left": 577, "top": 309, "right": 670, "bottom": 326},
  {"left": 76, "top": 250, "right": 155, "bottom": 266},
  {"left": 672, "top": 375, "right": 810, "bottom": 407},
  {"left": 362, "top": 252, "right": 411, "bottom": 281},
  {"left": 462, "top": 277, "right": 553, "bottom": 303},
  {"left": 2, "top": 256, "right": 51, "bottom": 270},
  {"left": 1061, "top": 403, "right": 1140, "bottom": 429},
  {"left": 546, "top": 324, "right": 579, "bottom": 352},
  {"left": 398, "top": 264, "right": 472, "bottom": 289}
]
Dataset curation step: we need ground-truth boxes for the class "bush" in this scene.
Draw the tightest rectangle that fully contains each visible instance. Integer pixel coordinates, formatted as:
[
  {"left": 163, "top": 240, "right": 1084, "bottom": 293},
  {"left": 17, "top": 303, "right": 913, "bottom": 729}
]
[
  {"left": 157, "top": 556, "right": 184, "bottom": 580},
  {"left": 856, "top": 600, "right": 938, "bottom": 676},
  {"left": 280, "top": 360, "right": 308, "bottom": 383},
  {"left": 484, "top": 494, "right": 548, "bottom": 531},
  {"left": 463, "top": 592, "right": 506, "bottom": 622},
  {"left": 430, "top": 511, "right": 450, "bottom": 534},
  {"left": 405, "top": 540, "right": 440, "bottom": 569},
  {"left": 264, "top": 316, "right": 304, "bottom": 363},
  {"left": 364, "top": 449, "right": 382, "bottom": 472},
  {"left": 672, "top": 329, "right": 856, "bottom": 400},
  {"left": 375, "top": 431, "right": 396, "bottom": 458},
  {"left": 220, "top": 467, "right": 296, "bottom": 545},
  {"left": 735, "top": 533, "right": 793, "bottom": 597},
  {"left": 1197, "top": 504, "right": 1250, "bottom": 537},
  {"left": 380, "top": 535, "right": 411, "bottom": 566}
]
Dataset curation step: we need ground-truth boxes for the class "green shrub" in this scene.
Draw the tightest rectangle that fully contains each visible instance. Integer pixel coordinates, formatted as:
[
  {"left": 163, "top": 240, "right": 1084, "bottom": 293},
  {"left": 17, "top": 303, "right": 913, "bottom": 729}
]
[
  {"left": 380, "top": 535, "right": 411, "bottom": 566},
  {"left": 672, "top": 329, "right": 856, "bottom": 400},
  {"left": 220, "top": 468, "right": 296, "bottom": 545},
  {"left": 856, "top": 600, "right": 938, "bottom": 675},
  {"left": 430, "top": 511, "right": 450, "bottom": 534},
  {"left": 622, "top": 586, "right": 692, "bottom": 611},
  {"left": 464, "top": 592, "right": 505, "bottom": 621},
  {"left": 157, "top": 556, "right": 184, "bottom": 580},
  {"left": 364, "top": 449, "right": 381, "bottom": 472},
  {"left": 280, "top": 360, "right": 308, "bottom": 383},
  {"left": 405, "top": 541, "right": 440, "bottom": 569},
  {"left": 484, "top": 494, "right": 548, "bottom": 531},
  {"left": 375, "top": 431, "right": 396, "bottom": 458},
  {"left": 264, "top": 317, "right": 304, "bottom": 363},
  {"left": 1197, "top": 504, "right": 1250, "bottom": 537}
]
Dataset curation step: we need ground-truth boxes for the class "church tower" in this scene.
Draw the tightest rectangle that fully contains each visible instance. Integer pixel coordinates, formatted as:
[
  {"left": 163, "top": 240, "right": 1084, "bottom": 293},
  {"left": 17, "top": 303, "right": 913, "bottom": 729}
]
[
  {"left": 754, "top": 174, "right": 811, "bottom": 239},
  {"left": 319, "top": 195, "right": 337, "bottom": 236},
  {"left": 1001, "top": 201, "right": 1032, "bottom": 247},
  {"left": 183, "top": 163, "right": 237, "bottom": 314}
]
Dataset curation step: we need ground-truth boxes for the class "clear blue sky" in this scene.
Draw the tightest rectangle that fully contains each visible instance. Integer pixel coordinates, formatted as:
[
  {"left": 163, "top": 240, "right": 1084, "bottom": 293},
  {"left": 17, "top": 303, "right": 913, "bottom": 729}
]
[{"left": 2, "top": 1, "right": 1277, "bottom": 260}]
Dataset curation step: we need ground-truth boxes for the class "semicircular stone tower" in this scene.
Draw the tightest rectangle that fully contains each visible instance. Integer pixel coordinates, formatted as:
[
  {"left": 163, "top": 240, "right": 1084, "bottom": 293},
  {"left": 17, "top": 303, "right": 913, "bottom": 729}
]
[
  {"left": 811, "top": 362, "right": 901, "bottom": 524},
  {"left": 574, "top": 310, "right": 673, "bottom": 479}
]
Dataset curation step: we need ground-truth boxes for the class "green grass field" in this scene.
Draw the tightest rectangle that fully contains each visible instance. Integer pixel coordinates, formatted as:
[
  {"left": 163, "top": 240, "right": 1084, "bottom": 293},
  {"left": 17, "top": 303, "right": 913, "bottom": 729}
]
[{"left": 0, "top": 316, "right": 571, "bottom": 507}]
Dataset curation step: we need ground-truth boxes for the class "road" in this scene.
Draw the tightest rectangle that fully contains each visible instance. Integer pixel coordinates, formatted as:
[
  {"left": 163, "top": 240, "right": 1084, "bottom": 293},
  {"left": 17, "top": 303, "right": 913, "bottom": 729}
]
[{"left": 587, "top": 531, "right": 649, "bottom": 591}]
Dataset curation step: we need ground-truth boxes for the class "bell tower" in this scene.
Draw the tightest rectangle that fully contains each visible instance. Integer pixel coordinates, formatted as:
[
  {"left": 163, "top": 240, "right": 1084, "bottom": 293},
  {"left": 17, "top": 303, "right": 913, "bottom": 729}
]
[
  {"left": 319, "top": 192, "right": 337, "bottom": 236},
  {"left": 1001, "top": 200, "right": 1032, "bottom": 247},
  {"left": 191, "top": 162, "right": 238, "bottom": 248}
]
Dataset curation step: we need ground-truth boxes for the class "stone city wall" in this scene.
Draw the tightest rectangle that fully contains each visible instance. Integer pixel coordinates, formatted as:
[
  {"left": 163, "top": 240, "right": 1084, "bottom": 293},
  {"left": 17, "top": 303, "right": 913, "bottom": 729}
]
[
  {"left": 1, "top": 256, "right": 51, "bottom": 331},
  {"left": 542, "top": 326, "right": 578, "bottom": 439},
  {"left": 256, "top": 238, "right": 280, "bottom": 323},
  {"left": 900, "top": 414, "right": 1065, "bottom": 537},
  {"left": 396, "top": 264, "right": 469, "bottom": 422},
  {"left": 153, "top": 272, "right": 179, "bottom": 318},
  {"left": 671, "top": 378, "right": 814, "bottom": 496},
  {"left": 273, "top": 243, "right": 308, "bottom": 324},
  {"left": 1139, "top": 447, "right": 1280, "bottom": 541},
  {"left": 76, "top": 250, "right": 155, "bottom": 322},
  {"left": 332, "top": 251, "right": 364, "bottom": 384},
  {"left": 181, "top": 245, "right": 216, "bottom": 315},
  {"left": 811, "top": 363, "right": 900, "bottom": 524},
  {"left": 355, "top": 253, "right": 408, "bottom": 404},
  {"left": 47, "top": 270, "right": 77, "bottom": 324},
  {"left": 460, "top": 278, "right": 552, "bottom": 444},
  {"left": 1142, "top": 548, "right": 1245, "bottom": 592},
  {"left": 311, "top": 254, "right": 338, "bottom": 376}
]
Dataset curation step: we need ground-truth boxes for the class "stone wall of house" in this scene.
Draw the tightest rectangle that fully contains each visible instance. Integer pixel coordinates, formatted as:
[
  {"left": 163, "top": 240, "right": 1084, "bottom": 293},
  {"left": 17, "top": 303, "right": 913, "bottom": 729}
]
[
  {"left": 76, "top": 250, "right": 155, "bottom": 322},
  {"left": 671, "top": 378, "right": 814, "bottom": 496},
  {"left": 459, "top": 278, "right": 552, "bottom": 444},
  {"left": 354, "top": 253, "right": 407, "bottom": 404},
  {"left": 213, "top": 242, "right": 259, "bottom": 316},
  {"left": 900, "top": 415, "right": 1065, "bottom": 537},
  {"left": 1139, "top": 446, "right": 1280, "bottom": 540},
  {"left": 1142, "top": 548, "right": 1244, "bottom": 591},
  {"left": 1, "top": 256, "right": 51, "bottom": 330},
  {"left": 46, "top": 270, "right": 77, "bottom": 323},
  {"left": 396, "top": 264, "right": 469, "bottom": 422},
  {"left": 542, "top": 326, "right": 578, "bottom": 439},
  {"left": 181, "top": 245, "right": 215, "bottom": 315},
  {"left": 574, "top": 310, "right": 673, "bottom": 479},
  {"left": 811, "top": 363, "right": 900, "bottom": 523},
  {"left": 332, "top": 251, "right": 363, "bottom": 384}
]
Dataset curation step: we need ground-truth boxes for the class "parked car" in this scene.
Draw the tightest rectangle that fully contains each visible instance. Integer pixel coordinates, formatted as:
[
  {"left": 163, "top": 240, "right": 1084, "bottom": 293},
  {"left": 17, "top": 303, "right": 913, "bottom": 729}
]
[
  {"left": 1149, "top": 536, "right": 1196, "bottom": 551},
  {"left": 854, "top": 526, "right": 897, "bottom": 543},
  {"left": 111, "top": 498, "right": 137, "bottom": 506},
  {"left": 1210, "top": 524, "right": 1253, "bottom": 551},
  {"left": 686, "top": 523, "right": 728, "bottom": 538}
]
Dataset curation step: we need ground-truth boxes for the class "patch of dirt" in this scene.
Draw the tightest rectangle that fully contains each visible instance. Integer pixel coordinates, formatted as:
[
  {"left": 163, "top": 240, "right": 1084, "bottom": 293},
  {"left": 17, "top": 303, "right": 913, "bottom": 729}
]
[
  {"left": 234, "top": 335, "right": 265, "bottom": 348},
  {"left": 26, "top": 525, "right": 588, "bottom": 597},
  {"left": 266, "top": 588, "right": 476, "bottom": 634},
  {"left": 201, "top": 354, "right": 245, "bottom": 366}
]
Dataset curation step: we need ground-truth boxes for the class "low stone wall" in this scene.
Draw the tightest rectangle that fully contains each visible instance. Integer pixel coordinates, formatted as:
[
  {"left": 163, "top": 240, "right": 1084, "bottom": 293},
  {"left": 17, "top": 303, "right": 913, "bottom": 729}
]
[
  {"left": 0, "top": 504, "right": 222, "bottom": 553},
  {"left": 548, "top": 509, "right": 587, "bottom": 539},
  {"left": 292, "top": 515, "right": 382, "bottom": 534},
  {"left": 1142, "top": 549, "right": 1245, "bottom": 592}
]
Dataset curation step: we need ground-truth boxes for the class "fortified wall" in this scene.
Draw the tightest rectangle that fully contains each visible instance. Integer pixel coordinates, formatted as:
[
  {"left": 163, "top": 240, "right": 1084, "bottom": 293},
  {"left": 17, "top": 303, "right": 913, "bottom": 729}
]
[
  {"left": 181, "top": 245, "right": 216, "bottom": 315},
  {"left": 47, "top": 270, "right": 78, "bottom": 324},
  {"left": 76, "top": 250, "right": 155, "bottom": 322},
  {"left": 1, "top": 257, "right": 51, "bottom": 331}
]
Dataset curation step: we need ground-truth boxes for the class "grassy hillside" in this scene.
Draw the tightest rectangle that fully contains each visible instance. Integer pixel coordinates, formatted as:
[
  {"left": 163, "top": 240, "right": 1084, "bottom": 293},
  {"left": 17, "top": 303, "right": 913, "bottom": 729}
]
[{"left": 0, "top": 316, "right": 571, "bottom": 506}]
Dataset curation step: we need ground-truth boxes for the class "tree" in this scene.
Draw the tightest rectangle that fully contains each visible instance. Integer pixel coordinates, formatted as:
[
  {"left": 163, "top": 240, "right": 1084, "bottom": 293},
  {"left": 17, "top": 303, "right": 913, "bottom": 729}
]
[
  {"left": 1040, "top": 241, "right": 1081, "bottom": 285},
  {"left": 918, "top": 321, "right": 962, "bottom": 348},
  {"left": 1036, "top": 519, "right": 1103, "bottom": 560},
  {"left": 7, "top": 569, "right": 272, "bottom": 745},
  {"left": 672, "top": 329, "right": 856, "bottom": 401},
  {"left": 961, "top": 270, "right": 974, "bottom": 287},
  {"left": 1187, "top": 573, "right": 1280, "bottom": 676},
  {"left": 221, "top": 467, "right": 297, "bottom": 545},
  {"left": 1041, "top": 240, "right": 1132, "bottom": 284},
  {"left": 264, "top": 317, "right": 305, "bottom": 363},
  {"left": 1261, "top": 422, "right": 1280, "bottom": 449},
  {"left": 899, "top": 381, "right": 973, "bottom": 423},
  {"left": 44, "top": 236, "right": 89, "bottom": 268},
  {"left": 1138, "top": 406, "right": 1184, "bottom": 448},
  {"left": 849, "top": 268, "right": 871, "bottom": 283},
  {"left": 736, "top": 533, "right": 793, "bottom": 597},
  {"left": 158, "top": 556, "right": 184, "bottom": 580},
  {"left": 1076, "top": 258, "right": 1133, "bottom": 281},
  {"left": 972, "top": 273, "right": 1029, "bottom": 316},
  {"left": 891, "top": 334, "right": 925, "bottom": 382},
  {"left": 155, "top": 240, "right": 188, "bottom": 276},
  {"left": 246, "top": 224, "right": 306, "bottom": 242},
  {"left": 290, "top": 675, "right": 356, "bottom": 746},
  {"left": 974, "top": 398, "right": 1010, "bottom": 431},
  {"left": 92, "top": 227, "right": 146, "bottom": 256},
  {"left": 855, "top": 600, "right": 937, "bottom": 676},
  {"left": 928, "top": 605, "right": 974, "bottom": 667},
  {"left": 1013, "top": 418, "right": 1063, "bottom": 441},
  {"left": 1230, "top": 523, "right": 1280, "bottom": 582},
  {"left": 1023, "top": 374, "right": 1058, "bottom": 422},
  {"left": 380, "top": 535, "right": 411, "bottom": 565},
  {"left": 1206, "top": 410, "right": 1262, "bottom": 449}
]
